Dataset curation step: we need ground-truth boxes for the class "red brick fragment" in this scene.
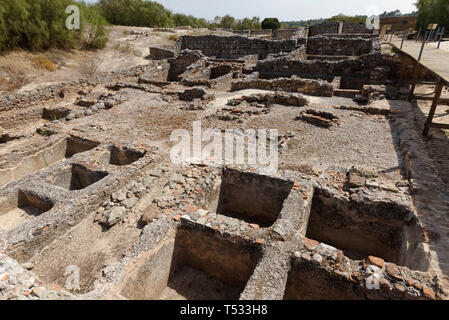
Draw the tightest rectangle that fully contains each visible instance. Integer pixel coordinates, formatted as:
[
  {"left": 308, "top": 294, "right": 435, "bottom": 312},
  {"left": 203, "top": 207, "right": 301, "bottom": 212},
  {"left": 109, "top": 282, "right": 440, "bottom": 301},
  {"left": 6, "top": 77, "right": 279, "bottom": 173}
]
[
  {"left": 423, "top": 287, "right": 436, "bottom": 300},
  {"left": 368, "top": 256, "right": 385, "bottom": 268},
  {"left": 185, "top": 205, "right": 198, "bottom": 213},
  {"left": 303, "top": 237, "right": 319, "bottom": 251}
]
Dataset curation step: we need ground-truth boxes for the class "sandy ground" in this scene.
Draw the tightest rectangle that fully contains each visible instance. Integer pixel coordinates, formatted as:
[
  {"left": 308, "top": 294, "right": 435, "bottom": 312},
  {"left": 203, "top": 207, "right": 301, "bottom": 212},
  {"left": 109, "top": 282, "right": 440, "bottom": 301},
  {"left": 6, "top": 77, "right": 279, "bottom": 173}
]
[
  {"left": 0, "top": 26, "right": 232, "bottom": 95},
  {"left": 159, "top": 265, "right": 241, "bottom": 300},
  {"left": 414, "top": 84, "right": 449, "bottom": 129},
  {"left": 429, "top": 40, "right": 449, "bottom": 52},
  {"left": 0, "top": 206, "right": 40, "bottom": 231}
]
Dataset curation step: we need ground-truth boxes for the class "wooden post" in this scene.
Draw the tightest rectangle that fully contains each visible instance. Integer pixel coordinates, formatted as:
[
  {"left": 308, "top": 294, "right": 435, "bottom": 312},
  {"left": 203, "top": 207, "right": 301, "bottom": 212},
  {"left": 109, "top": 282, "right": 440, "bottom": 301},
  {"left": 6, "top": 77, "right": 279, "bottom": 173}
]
[
  {"left": 423, "top": 80, "right": 444, "bottom": 136},
  {"left": 409, "top": 62, "right": 420, "bottom": 99}
]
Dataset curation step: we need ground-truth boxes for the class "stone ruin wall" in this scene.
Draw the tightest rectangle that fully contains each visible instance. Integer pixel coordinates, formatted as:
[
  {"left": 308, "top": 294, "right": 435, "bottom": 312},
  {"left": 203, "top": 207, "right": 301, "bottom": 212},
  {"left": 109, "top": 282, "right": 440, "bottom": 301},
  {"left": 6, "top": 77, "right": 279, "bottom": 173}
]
[
  {"left": 255, "top": 53, "right": 385, "bottom": 78},
  {"left": 0, "top": 64, "right": 162, "bottom": 113},
  {"left": 309, "top": 21, "right": 374, "bottom": 37},
  {"left": 179, "top": 35, "right": 298, "bottom": 59},
  {"left": 253, "top": 50, "right": 432, "bottom": 90},
  {"left": 231, "top": 76, "right": 334, "bottom": 97},
  {"left": 307, "top": 36, "right": 378, "bottom": 56},
  {"left": 308, "top": 22, "right": 343, "bottom": 36},
  {"left": 148, "top": 47, "right": 175, "bottom": 60},
  {"left": 272, "top": 28, "right": 308, "bottom": 40},
  {"left": 233, "top": 23, "right": 371, "bottom": 41},
  {"left": 248, "top": 29, "right": 273, "bottom": 37},
  {"left": 342, "top": 22, "right": 375, "bottom": 34}
]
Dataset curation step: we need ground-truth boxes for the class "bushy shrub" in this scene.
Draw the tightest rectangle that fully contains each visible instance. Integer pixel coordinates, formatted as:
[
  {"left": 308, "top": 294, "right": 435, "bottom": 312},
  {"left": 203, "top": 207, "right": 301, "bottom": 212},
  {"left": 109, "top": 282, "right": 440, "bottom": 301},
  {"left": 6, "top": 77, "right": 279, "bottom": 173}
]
[
  {"left": 79, "top": 3, "right": 109, "bottom": 49},
  {"left": 0, "top": 5, "right": 7, "bottom": 51},
  {"left": 98, "top": 0, "right": 174, "bottom": 27},
  {"left": 32, "top": 55, "right": 58, "bottom": 71},
  {"left": 261, "top": 18, "right": 281, "bottom": 30},
  {"left": 169, "top": 34, "right": 179, "bottom": 42},
  {"left": 328, "top": 14, "right": 367, "bottom": 24},
  {"left": 416, "top": 0, "right": 449, "bottom": 32},
  {"left": 0, "top": 0, "right": 109, "bottom": 53},
  {"left": 172, "top": 13, "right": 209, "bottom": 28},
  {"left": 98, "top": 1, "right": 261, "bottom": 31}
]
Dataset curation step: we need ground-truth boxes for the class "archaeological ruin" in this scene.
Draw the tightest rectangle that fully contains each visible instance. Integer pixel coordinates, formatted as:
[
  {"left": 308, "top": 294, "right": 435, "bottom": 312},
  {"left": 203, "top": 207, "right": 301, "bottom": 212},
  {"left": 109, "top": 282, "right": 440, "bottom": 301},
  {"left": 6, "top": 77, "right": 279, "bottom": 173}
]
[{"left": 0, "top": 21, "right": 448, "bottom": 302}]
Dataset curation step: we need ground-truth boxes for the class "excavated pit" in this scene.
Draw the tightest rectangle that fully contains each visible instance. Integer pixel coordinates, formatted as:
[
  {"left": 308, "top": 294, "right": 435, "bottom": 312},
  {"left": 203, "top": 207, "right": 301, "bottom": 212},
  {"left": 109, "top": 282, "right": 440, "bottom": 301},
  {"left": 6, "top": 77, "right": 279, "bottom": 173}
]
[
  {"left": 120, "top": 226, "right": 262, "bottom": 300},
  {"left": 340, "top": 76, "right": 370, "bottom": 90},
  {"left": 284, "top": 258, "right": 367, "bottom": 300},
  {"left": 46, "top": 164, "right": 108, "bottom": 191},
  {"left": 101, "top": 146, "right": 146, "bottom": 166},
  {"left": 0, "top": 134, "right": 21, "bottom": 144},
  {"left": 305, "top": 189, "right": 411, "bottom": 265},
  {"left": 1, "top": 31, "right": 446, "bottom": 301},
  {"left": 0, "top": 190, "right": 54, "bottom": 230},
  {"left": 0, "top": 137, "right": 99, "bottom": 187},
  {"left": 42, "top": 107, "right": 71, "bottom": 120},
  {"left": 210, "top": 65, "right": 233, "bottom": 79},
  {"left": 215, "top": 168, "right": 294, "bottom": 227}
]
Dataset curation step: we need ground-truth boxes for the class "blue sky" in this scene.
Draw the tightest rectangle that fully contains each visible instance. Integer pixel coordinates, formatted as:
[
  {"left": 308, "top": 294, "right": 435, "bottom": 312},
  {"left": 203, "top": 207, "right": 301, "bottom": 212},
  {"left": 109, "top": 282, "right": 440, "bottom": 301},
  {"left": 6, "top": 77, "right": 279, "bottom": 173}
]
[{"left": 86, "top": 0, "right": 417, "bottom": 21}]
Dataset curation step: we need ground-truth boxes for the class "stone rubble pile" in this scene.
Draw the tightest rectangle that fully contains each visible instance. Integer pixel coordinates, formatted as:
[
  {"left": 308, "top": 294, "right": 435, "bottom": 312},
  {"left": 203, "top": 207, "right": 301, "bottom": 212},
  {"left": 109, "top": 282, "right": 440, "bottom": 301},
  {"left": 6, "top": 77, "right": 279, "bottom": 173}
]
[
  {"left": 96, "top": 175, "right": 157, "bottom": 227},
  {"left": 297, "top": 109, "right": 340, "bottom": 128},
  {"left": 0, "top": 253, "right": 73, "bottom": 300},
  {"left": 227, "top": 92, "right": 309, "bottom": 107}
]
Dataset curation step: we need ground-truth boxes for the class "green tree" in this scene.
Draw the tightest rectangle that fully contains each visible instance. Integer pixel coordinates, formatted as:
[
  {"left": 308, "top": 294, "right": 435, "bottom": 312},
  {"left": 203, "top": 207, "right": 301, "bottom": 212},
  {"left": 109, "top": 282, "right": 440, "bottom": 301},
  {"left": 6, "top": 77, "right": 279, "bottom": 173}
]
[
  {"left": 79, "top": 3, "right": 108, "bottom": 49},
  {"left": 235, "top": 16, "right": 261, "bottom": 30},
  {"left": 416, "top": 0, "right": 449, "bottom": 31},
  {"left": 220, "top": 15, "right": 236, "bottom": 29},
  {"left": 0, "top": 5, "right": 6, "bottom": 51},
  {"left": 98, "top": 0, "right": 174, "bottom": 27},
  {"left": 0, "top": 0, "right": 109, "bottom": 52},
  {"left": 328, "top": 14, "right": 367, "bottom": 23},
  {"left": 261, "top": 18, "right": 281, "bottom": 30}
]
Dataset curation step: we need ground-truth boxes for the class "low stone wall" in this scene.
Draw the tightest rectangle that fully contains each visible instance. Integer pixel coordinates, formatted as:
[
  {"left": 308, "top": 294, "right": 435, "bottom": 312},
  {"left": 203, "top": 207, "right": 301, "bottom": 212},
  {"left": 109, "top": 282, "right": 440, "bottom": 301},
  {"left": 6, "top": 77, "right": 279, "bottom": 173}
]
[
  {"left": 179, "top": 35, "right": 298, "bottom": 59},
  {"left": 342, "top": 22, "right": 374, "bottom": 34},
  {"left": 227, "top": 91, "right": 309, "bottom": 107},
  {"left": 307, "top": 36, "right": 378, "bottom": 56},
  {"left": 0, "top": 64, "right": 156, "bottom": 112},
  {"left": 231, "top": 76, "right": 334, "bottom": 97},
  {"left": 273, "top": 28, "right": 308, "bottom": 40},
  {"left": 308, "top": 22, "right": 342, "bottom": 36},
  {"left": 255, "top": 53, "right": 386, "bottom": 79},
  {"left": 321, "top": 33, "right": 377, "bottom": 39},
  {"left": 307, "top": 55, "right": 353, "bottom": 62},
  {"left": 181, "top": 72, "right": 235, "bottom": 91},
  {"left": 233, "top": 28, "right": 309, "bottom": 40},
  {"left": 250, "top": 29, "right": 273, "bottom": 37},
  {"left": 232, "top": 30, "right": 250, "bottom": 36},
  {"left": 148, "top": 47, "right": 175, "bottom": 60},
  {"left": 167, "top": 49, "right": 205, "bottom": 81}
]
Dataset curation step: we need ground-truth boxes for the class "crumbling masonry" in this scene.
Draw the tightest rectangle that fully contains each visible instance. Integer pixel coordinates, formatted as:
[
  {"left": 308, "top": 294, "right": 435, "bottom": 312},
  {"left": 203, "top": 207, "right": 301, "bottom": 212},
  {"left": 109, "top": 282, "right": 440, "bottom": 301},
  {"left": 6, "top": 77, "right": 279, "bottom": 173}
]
[{"left": 0, "top": 23, "right": 448, "bottom": 300}]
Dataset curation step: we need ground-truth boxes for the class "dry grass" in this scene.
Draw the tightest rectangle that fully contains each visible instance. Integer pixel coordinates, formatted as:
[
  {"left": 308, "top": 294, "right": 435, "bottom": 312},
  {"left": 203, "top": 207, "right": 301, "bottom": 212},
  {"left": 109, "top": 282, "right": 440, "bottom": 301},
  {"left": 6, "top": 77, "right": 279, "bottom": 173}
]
[
  {"left": 79, "top": 57, "right": 100, "bottom": 78},
  {"left": 168, "top": 34, "right": 179, "bottom": 42},
  {"left": 0, "top": 52, "right": 34, "bottom": 92},
  {"left": 113, "top": 42, "right": 141, "bottom": 56},
  {"left": 0, "top": 77, "right": 10, "bottom": 92},
  {"left": 31, "top": 55, "right": 58, "bottom": 71}
]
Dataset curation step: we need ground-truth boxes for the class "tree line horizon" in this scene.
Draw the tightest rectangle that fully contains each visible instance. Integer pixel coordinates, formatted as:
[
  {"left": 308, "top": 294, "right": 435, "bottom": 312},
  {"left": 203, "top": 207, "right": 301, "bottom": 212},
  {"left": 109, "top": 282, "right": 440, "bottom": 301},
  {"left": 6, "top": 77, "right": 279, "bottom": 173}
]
[{"left": 0, "top": 0, "right": 447, "bottom": 53}]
